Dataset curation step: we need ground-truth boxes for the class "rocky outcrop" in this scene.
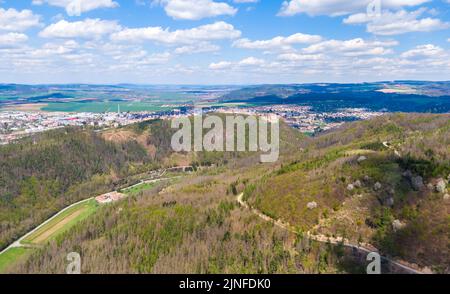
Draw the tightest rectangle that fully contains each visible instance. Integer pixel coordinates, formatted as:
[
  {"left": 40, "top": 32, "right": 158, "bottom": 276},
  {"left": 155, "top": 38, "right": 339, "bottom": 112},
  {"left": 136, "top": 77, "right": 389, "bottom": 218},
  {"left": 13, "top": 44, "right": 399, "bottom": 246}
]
[
  {"left": 392, "top": 220, "right": 406, "bottom": 232},
  {"left": 374, "top": 182, "right": 382, "bottom": 191},
  {"left": 402, "top": 170, "right": 413, "bottom": 179},
  {"left": 435, "top": 179, "right": 447, "bottom": 193},
  {"left": 411, "top": 176, "right": 424, "bottom": 191},
  {"left": 385, "top": 197, "right": 395, "bottom": 207},
  {"left": 307, "top": 202, "right": 318, "bottom": 210},
  {"left": 357, "top": 156, "right": 367, "bottom": 163}
]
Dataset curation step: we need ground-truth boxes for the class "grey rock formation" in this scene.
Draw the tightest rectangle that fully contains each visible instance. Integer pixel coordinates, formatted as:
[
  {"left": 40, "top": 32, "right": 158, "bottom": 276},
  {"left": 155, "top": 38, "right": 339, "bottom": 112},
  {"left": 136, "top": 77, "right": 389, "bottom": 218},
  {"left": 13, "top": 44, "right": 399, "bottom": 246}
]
[
  {"left": 385, "top": 197, "right": 395, "bottom": 207},
  {"left": 357, "top": 156, "right": 367, "bottom": 163},
  {"left": 411, "top": 176, "right": 424, "bottom": 191},
  {"left": 436, "top": 179, "right": 447, "bottom": 193},
  {"left": 392, "top": 220, "right": 406, "bottom": 232},
  {"left": 402, "top": 170, "right": 413, "bottom": 179},
  {"left": 307, "top": 202, "right": 318, "bottom": 210},
  {"left": 374, "top": 182, "right": 382, "bottom": 191}
]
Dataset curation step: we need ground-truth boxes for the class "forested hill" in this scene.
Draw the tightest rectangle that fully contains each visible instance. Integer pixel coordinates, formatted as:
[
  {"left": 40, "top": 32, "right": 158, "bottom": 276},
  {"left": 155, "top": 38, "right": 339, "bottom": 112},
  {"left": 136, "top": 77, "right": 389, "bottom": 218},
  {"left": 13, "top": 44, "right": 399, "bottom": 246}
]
[
  {"left": 8, "top": 113, "right": 449, "bottom": 274},
  {"left": 0, "top": 116, "right": 302, "bottom": 253},
  {"left": 0, "top": 126, "right": 152, "bottom": 250},
  {"left": 221, "top": 83, "right": 450, "bottom": 113},
  {"left": 245, "top": 113, "right": 449, "bottom": 272}
]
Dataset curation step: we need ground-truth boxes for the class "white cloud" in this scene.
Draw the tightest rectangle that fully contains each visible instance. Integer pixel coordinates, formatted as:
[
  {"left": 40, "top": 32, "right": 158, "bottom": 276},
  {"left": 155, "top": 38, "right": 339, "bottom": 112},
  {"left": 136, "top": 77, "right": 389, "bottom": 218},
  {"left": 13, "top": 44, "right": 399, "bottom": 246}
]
[
  {"left": 111, "top": 21, "right": 241, "bottom": 45},
  {"left": 238, "top": 56, "right": 265, "bottom": 66},
  {"left": 344, "top": 9, "right": 449, "bottom": 35},
  {"left": 302, "top": 38, "right": 397, "bottom": 56},
  {"left": 0, "top": 8, "right": 42, "bottom": 32},
  {"left": 209, "top": 56, "right": 275, "bottom": 71},
  {"left": 32, "top": 0, "right": 119, "bottom": 16},
  {"left": 277, "top": 53, "right": 323, "bottom": 62},
  {"left": 0, "top": 33, "right": 28, "bottom": 48},
  {"left": 278, "top": 0, "right": 430, "bottom": 17},
  {"left": 233, "top": 33, "right": 322, "bottom": 51},
  {"left": 401, "top": 44, "right": 445, "bottom": 59},
  {"left": 29, "top": 40, "right": 80, "bottom": 58},
  {"left": 209, "top": 61, "right": 233, "bottom": 70},
  {"left": 154, "top": 0, "right": 237, "bottom": 20},
  {"left": 174, "top": 42, "right": 220, "bottom": 54},
  {"left": 40, "top": 19, "right": 121, "bottom": 39}
]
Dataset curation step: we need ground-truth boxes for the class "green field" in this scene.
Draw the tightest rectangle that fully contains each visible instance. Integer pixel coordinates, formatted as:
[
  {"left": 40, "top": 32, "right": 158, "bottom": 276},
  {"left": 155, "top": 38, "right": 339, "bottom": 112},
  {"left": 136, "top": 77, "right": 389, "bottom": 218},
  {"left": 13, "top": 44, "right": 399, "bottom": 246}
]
[
  {"left": 0, "top": 199, "right": 97, "bottom": 273},
  {"left": 23, "top": 199, "right": 98, "bottom": 245},
  {"left": 122, "top": 181, "right": 158, "bottom": 195},
  {"left": 0, "top": 248, "right": 31, "bottom": 273},
  {"left": 41, "top": 102, "right": 173, "bottom": 113}
]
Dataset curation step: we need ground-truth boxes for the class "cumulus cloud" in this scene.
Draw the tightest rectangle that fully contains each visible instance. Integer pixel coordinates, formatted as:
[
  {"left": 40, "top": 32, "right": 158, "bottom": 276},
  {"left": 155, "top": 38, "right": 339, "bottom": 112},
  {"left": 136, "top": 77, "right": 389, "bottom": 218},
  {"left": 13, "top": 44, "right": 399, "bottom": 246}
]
[
  {"left": 207, "top": 36, "right": 421, "bottom": 82},
  {"left": 401, "top": 44, "right": 445, "bottom": 59},
  {"left": 233, "top": 33, "right": 322, "bottom": 52},
  {"left": 2, "top": 0, "right": 449, "bottom": 83},
  {"left": 0, "top": 33, "right": 29, "bottom": 48},
  {"left": 0, "top": 8, "right": 42, "bottom": 32},
  {"left": 209, "top": 61, "right": 233, "bottom": 70},
  {"left": 301, "top": 38, "right": 398, "bottom": 56},
  {"left": 209, "top": 57, "right": 267, "bottom": 70},
  {"left": 39, "top": 19, "right": 121, "bottom": 39},
  {"left": 32, "top": 0, "right": 119, "bottom": 16},
  {"left": 344, "top": 9, "right": 449, "bottom": 35},
  {"left": 29, "top": 40, "right": 80, "bottom": 58},
  {"left": 174, "top": 42, "right": 220, "bottom": 54},
  {"left": 278, "top": 0, "right": 430, "bottom": 17},
  {"left": 111, "top": 21, "right": 241, "bottom": 45},
  {"left": 154, "top": 0, "right": 237, "bottom": 20}
]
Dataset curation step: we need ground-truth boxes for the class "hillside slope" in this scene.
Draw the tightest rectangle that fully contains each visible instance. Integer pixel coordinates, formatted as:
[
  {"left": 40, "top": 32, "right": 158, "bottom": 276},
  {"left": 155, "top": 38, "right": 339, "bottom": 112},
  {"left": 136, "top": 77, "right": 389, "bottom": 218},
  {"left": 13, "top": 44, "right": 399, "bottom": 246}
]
[
  {"left": 0, "top": 120, "right": 178, "bottom": 251},
  {"left": 4, "top": 113, "right": 449, "bottom": 273},
  {"left": 245, "top": 113, "right": 449, "bottom": 272}
]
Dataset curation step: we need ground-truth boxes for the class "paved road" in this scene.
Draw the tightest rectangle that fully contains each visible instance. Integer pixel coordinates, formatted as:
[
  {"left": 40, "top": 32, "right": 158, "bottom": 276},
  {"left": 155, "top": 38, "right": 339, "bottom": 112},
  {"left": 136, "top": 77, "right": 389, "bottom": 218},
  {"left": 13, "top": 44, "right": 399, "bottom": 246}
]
[{"left": 236, "top": 193, "right": 425, "bottom": 274}]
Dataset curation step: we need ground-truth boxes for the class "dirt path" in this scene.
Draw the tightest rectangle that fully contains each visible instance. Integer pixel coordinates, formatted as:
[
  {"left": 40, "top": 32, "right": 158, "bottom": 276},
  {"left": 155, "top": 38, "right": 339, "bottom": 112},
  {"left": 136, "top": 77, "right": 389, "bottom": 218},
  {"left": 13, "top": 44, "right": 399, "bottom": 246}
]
[
  {"left": 32, "top": 209, "right": 85, "bottom": 244},
  {"left": 237, "top": 193, "right": 425, "bottom": 274}
]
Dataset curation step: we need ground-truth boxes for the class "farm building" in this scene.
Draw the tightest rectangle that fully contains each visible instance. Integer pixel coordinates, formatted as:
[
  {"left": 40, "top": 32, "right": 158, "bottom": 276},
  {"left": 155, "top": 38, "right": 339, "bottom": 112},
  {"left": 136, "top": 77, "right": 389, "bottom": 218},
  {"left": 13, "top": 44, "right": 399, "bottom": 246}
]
[{"left": 95, "top": 192, "right": 126, "bottom": 204}]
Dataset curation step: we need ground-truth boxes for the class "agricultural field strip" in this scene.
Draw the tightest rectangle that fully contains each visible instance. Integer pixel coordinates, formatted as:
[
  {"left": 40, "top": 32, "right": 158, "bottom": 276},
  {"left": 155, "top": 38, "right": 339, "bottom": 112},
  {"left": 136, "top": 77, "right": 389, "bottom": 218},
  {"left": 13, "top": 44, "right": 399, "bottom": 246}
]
[
  {"left": 236, "top": 193, "right": 424, "bottom": 274},
  {"left": 28, "top": 207, "right": 87, "bottom": 244}
]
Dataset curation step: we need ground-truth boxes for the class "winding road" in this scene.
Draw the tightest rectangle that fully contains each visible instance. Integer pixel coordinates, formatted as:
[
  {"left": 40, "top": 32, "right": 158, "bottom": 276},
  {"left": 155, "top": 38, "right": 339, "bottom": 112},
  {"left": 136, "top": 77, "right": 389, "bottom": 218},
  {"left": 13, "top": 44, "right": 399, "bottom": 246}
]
[{"left": 236, "top": 193, "right": 426, "bottom": 274}]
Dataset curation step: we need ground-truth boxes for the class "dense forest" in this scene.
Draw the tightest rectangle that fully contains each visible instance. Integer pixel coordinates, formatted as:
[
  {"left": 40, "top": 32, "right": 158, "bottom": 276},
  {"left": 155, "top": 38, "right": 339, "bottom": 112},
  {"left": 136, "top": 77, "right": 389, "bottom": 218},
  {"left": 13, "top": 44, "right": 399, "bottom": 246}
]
[
  {"left": 2, "top": 113, "right": 449, "bottom": 273},
  {"left": 9, "top": 167, "right": 364, "bottom": 274},
  {"left": 0, "top": 120, "right": 178, "bottom": 251},
  {"left": 245, "top": 114, "right": 449, "bottom": 272}
]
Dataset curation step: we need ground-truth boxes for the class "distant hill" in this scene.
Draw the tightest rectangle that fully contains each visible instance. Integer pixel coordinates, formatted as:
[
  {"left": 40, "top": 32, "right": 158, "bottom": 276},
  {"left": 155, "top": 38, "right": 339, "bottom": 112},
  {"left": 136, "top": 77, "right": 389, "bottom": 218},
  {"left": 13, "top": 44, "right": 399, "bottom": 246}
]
[{"left": 221, "top": 82, "right": 450, "bottom": 113}]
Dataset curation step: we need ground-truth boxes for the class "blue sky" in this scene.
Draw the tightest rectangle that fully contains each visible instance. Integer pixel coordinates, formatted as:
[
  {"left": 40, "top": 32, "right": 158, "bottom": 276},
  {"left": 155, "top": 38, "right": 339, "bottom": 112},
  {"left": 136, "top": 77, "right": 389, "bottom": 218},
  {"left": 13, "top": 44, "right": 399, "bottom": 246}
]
[{"left": 0, "top": 0, "right": 450, "bottom": 84}]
